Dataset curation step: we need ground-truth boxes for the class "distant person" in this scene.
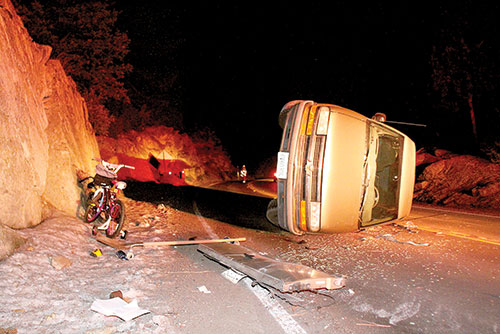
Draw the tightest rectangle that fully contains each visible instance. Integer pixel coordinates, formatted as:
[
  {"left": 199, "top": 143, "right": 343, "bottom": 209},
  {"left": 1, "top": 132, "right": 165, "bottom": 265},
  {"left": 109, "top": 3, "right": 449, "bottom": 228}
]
[{"left": 240, "top": 165, "right": 247, "bottom": 183}]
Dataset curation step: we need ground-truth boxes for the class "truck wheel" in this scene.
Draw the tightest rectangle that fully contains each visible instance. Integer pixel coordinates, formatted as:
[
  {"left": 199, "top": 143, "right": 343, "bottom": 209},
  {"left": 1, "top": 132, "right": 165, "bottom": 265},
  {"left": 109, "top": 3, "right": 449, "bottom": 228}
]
[{"left": 266, "top": 198, "right": 279, "bottom": 226}]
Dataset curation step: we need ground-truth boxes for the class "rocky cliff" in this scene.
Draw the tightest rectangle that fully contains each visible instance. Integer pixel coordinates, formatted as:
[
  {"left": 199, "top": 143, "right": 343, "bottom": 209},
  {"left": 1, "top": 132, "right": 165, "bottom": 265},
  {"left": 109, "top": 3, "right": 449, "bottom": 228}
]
[
  {"left": 0, "top": 0, "right": 99, "bottom": 234},
  {"left": 97, "top": 126, "right": 235, "bottom": 187}
]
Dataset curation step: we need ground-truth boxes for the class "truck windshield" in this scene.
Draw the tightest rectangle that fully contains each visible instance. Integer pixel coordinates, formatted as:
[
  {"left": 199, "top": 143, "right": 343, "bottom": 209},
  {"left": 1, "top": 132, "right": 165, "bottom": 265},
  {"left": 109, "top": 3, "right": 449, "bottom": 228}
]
[{"left": 360, "top": 121, "right": 404, "bottom": 226}]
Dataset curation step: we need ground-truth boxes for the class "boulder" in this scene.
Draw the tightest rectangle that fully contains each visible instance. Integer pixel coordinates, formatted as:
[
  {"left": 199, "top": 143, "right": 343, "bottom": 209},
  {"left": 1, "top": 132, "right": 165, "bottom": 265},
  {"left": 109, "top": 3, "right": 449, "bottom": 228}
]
[
  {"left": 0, "top": 224, "right": 26, "bottom": 261},
  {"left": 414, "top": 154, "right": 500, "bottom": 209}
]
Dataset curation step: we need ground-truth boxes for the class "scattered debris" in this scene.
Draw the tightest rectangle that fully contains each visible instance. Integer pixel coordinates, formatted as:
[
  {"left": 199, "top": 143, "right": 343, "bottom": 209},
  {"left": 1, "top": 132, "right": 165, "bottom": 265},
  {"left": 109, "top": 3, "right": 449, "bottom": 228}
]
[
  {"left": 282, "top": 237, "right": 307, "bottom": 244},
  {"left": 90, "top": 297, "right": 150, "bottom": 322},
  {"left": 90, "top": 248, "right": 102, "bottom": 257},
  {"left": 0, "top": 328, "right": 17, "bottom": 334},
  {"left": 109, "top": 290, "right": 123, "bottom": 299},
  {"left": 152, "top": 315, "right": 173, "bottom": 331},
  {"left": 197, "top": 285, "right": 211, "bottom": 294},
  {"left": 356, "top": 321, "right": 391, "bottom": 328},
  {"left": 140, "top": 214, "right": 161, "bottom": 227},
  {"left": 49, "top": 256, "right": 72, "bottom": 270},
  {"left": 377, "top": 234, "right": 429, "bottom": 246},
  {"left": 157, "top": 203, "right": 168, "bottom": 213},
  {"left": 407, "top": 240, "right": 430, "bottom": 246},
  {"left": 392, "top": 221, "right": 418, "bottom": 233},
  {"left": 116, "top": 250, "right": 133, "bottom": 260}
]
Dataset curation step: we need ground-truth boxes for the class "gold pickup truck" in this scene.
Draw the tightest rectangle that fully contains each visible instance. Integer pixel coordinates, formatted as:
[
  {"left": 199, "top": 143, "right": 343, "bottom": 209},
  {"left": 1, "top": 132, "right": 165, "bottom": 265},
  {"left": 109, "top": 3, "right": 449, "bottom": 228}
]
[{"left": 267, "top": 100, "right": 416, "bottom": 234}]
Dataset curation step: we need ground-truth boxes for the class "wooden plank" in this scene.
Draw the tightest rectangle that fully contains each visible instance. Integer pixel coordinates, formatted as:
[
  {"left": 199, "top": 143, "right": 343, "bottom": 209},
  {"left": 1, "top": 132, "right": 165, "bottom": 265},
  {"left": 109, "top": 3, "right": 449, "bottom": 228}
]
[
  {"left": 95, "top": 233, "right": 245, "bottom": 250},
  {"left": 140, "top": 238, "right": 246, "bottom": 248},
  {"left": 95, "top": 233, "right": 128, "bottom": 250}
]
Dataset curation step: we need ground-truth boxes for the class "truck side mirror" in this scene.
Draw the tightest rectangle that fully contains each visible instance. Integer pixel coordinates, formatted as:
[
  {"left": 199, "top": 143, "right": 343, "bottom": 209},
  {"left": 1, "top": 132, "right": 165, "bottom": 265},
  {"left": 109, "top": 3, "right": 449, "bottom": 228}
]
[{"left": 372, "top": 113, "right": 387, "bottom": 123}]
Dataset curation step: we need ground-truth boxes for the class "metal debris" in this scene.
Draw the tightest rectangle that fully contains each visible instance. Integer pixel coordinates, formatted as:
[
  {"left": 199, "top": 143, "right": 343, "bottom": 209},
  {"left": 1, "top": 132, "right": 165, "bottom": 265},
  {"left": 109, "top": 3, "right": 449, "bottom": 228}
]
[
  {"left": 198, "top": 242, "right": 345, "bottom": 292},
  {"left": 377, "top": 233, "right": 429, "bottom": 246}
]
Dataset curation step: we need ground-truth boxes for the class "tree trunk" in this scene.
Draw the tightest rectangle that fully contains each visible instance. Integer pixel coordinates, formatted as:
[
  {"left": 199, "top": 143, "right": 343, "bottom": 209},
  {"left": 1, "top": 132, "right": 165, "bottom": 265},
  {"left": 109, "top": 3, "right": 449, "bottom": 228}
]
[{"left": 468, "top": 93, "right": 478, "bottom": 143}]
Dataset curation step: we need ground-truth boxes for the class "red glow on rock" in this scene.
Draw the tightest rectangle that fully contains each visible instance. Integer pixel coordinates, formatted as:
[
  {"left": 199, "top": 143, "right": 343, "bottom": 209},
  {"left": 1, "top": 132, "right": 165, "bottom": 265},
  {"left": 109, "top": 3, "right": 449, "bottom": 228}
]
[{"left": 113, "top": 153, "right": 190, "bottom": 186}]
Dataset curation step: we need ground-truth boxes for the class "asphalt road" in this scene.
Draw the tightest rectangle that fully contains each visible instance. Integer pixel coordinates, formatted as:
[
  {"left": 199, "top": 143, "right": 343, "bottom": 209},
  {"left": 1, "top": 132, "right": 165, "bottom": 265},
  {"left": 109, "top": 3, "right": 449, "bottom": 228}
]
[{"left": 124, "top": 180, "right": 500, "bottom": 333}]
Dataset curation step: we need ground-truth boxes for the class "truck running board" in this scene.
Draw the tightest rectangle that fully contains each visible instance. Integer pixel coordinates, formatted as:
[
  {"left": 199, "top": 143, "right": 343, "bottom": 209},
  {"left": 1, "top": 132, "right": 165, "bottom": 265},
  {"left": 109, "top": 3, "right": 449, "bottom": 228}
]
[{"left": 198, "top": 243, "right": 345, "bottom": 292}]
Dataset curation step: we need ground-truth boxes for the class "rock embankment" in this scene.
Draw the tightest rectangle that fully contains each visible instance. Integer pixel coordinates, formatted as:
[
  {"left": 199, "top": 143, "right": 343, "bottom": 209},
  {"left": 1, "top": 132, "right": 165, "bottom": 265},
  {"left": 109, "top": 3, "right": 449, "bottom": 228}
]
[
  {"left": 0, "top": 0, "right": 99, "bottom": 258},
  {"left": 414, "top": 149, "right": 500, "bottom": 209}
]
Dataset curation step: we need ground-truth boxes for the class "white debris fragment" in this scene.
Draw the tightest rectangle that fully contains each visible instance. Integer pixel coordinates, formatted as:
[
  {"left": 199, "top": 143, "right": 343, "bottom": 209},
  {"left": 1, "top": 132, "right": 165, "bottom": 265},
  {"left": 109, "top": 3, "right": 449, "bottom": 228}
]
[
  {"left": 90, "top": 298, "right": 150, "bottom": 322},
  {"left": 197, "top": 285, "right": 211, "bottom": 294},
  {"left": 221, "top": 269, "right": 246, "bottom": 284},
  {"left": 406, "top": 241, "right": 429, "bottom": 246}
]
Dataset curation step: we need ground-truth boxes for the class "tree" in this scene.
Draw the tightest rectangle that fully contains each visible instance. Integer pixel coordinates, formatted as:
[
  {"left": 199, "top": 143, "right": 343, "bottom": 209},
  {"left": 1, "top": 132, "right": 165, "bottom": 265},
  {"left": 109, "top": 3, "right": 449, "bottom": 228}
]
[
  {"left": 126, "top": 69, "right": 184, "bottom": 129},
  {"left": 14, "top": 0, "right": 132, "bottom": 135},
  {"left": 430, "top": 3, "right": 498, "bottom": 149},
  {"left": 431, "top": 36, "right": 479, "bottom": 143}
]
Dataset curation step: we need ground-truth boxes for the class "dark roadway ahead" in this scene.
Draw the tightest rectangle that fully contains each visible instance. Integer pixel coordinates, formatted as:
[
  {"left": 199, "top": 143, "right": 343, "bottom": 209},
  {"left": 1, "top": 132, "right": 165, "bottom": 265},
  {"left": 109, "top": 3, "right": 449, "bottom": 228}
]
[{"left": 124, "top": 180, "right": 500, "bottom": 333}]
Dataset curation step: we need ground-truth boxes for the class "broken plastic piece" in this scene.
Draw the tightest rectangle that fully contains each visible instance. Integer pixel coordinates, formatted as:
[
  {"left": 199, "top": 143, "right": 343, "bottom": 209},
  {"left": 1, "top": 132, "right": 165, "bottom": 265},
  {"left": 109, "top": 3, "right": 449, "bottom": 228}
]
[
  {"left": 197, "top": 285, "right": 211, "bottom": 294},
  {"left": 90, "top": 248, "right": 102, "bottom": 257},
  {"left": 109, "top": 290, "right": 123, "bottom": 299},
  {"left": 116, "top": 250, "right": 129, "bottom": 260}
]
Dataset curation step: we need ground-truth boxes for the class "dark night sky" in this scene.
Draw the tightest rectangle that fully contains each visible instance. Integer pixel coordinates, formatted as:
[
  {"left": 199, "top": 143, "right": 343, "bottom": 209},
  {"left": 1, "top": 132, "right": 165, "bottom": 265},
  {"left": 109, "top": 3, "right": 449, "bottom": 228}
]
[{"left": 117, "top": 1, "right": 499, "bottom": 168}]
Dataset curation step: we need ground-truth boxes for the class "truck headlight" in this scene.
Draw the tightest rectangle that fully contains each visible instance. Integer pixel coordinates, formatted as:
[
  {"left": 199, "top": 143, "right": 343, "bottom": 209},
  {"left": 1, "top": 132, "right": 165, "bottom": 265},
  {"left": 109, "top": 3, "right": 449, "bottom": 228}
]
[
  {"left": 309, "top": 201, "right": 321, "bottom": 232},
  {"left": 316, "top": 108, "right": 330, "bottom": 135}
]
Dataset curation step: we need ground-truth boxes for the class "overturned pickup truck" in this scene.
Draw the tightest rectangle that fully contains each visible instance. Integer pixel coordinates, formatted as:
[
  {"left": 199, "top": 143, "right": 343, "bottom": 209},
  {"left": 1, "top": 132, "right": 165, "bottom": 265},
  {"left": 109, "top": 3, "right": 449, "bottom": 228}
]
[{"left": 267, "top": 100, "right": 416, "bottom": 235}]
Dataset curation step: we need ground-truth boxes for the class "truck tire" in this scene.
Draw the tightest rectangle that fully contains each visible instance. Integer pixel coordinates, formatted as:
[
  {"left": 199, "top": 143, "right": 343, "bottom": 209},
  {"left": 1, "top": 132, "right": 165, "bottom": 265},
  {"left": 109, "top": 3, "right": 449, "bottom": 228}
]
[{"left": 266, "top": 198, "right": 279, "bottom": 226}]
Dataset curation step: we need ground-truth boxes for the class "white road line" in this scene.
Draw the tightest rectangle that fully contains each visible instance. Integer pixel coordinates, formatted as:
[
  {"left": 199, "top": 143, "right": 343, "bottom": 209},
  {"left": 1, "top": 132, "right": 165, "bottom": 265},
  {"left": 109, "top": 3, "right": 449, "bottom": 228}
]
[
  {"left": 192, "top": 200, "right": 308, "bottom": 334},
  {"left": 243, "top": 278, "right": 308, "bottom": 334},
  {"left": 192, "top": 201, "right": 218, "bottom": 239},
  {"left": 413, "top": 204, "right": 500, "bottom": 219}
]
